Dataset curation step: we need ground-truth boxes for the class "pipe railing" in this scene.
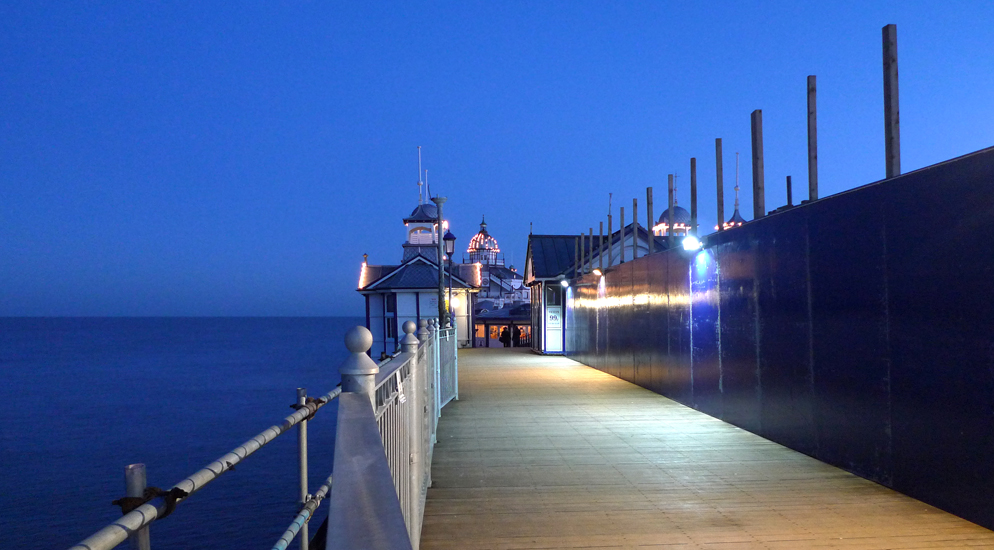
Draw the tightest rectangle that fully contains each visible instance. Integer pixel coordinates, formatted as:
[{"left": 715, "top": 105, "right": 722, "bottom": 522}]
[
  {"left": 69, "top": 319, "right": 459, "bottom": 550},
  {"left": 271, "top": 473, "right": 334, "bottom": 550},
  {"left": 69, "top": 386, "right": 342, "bottom": 550}
]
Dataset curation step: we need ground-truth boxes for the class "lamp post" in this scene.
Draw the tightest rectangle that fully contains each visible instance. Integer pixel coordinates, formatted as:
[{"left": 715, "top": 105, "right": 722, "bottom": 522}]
[
  {"left": 431, "top": 196, "right": 447, "bottom": 327},
  {"left": 444, "top": 230, "right": 456, "bottom": 327}
]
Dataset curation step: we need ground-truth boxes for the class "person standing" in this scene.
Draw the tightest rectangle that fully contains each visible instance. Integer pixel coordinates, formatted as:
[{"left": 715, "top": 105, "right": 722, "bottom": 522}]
[{"left": 499, "top": 327, "right": 511, "bottom": 347}]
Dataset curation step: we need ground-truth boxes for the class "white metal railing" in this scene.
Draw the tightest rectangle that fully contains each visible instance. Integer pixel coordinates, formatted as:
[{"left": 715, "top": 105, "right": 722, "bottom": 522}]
[
  {"left": 68, "top": 318, "right": 459, "bottom": 550},
  {"left": 437, "top": 323, "right": 458, "bottom": 408},
  {"left": 372, "top": 318, "right": 457, "bottom": 549}
]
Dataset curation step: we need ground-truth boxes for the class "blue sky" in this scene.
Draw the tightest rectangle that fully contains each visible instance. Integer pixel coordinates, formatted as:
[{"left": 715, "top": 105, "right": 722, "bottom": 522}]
[{"left": 2, "top": 1, "right": 992, "bottom": 316}]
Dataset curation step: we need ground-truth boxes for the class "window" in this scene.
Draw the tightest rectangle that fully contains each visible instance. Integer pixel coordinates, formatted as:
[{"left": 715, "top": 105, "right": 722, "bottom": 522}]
[
  {"left": 386, "top": 319, "right": 397, "bottom": 339},
  {"left": 409, "top": 226, "right": 434, "bottom": 244},
  {"left": 386, "top": 294, "right": 397, "bottom": 314},
  {"left": 545, "top": 284, "right": 561, "bottom": 306}
]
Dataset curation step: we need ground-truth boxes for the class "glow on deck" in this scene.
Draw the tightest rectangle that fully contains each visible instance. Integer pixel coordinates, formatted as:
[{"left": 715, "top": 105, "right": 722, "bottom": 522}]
[{"left": 420, "top": 348, "right": 994, "bottom": 549}]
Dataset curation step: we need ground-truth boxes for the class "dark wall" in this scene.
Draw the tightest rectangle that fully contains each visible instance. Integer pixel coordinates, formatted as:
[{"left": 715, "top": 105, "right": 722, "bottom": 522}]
[{"left": 565, "top": 146, "right": 994, "bottom": 530}]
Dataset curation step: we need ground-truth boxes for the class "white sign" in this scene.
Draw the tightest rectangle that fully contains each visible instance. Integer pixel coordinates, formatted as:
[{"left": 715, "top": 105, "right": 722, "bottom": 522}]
[{"left": 546, "top": 306, "right": 562, "bottom": 329}]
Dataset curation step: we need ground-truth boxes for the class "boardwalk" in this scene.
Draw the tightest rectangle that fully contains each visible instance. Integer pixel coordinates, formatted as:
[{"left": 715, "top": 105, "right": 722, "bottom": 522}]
[{"left": 420, "top": 348, "right": 994, "bottom": 549}]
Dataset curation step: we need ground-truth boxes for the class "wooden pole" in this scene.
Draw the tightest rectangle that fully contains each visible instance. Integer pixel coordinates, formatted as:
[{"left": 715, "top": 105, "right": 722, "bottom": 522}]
[
  {"left": 620, "top": 207, "right": 626, "bottom": 263},
  {"left": 690, "top": 157, "right": 698, "bottom": 236},
  {"left": 646, "top": 187, "right": 654, "bottom": 255},
  {"left": 787, "top": 175, "right": 793, "bottom": 206},
  {"left": 598, "top": 222, "right": 604, "bottom": 271},
  {"left": 632, "top": 199, "right": 638, "bottom": 259},
  {"left": 607, "top": 214, "right": 613, "bottom": 267},
  {"left": 883, "top": 24, "right": 901, "bottom": 178},
  {"left": 751, "top": 109, "right": 765, "bottom": 219},
  {"left": 574, "top": 235, "right": 579, "bottom": 277},
  {"left": 807, "top": 75, "right": 819, "bottom": 200},
  {"left": 588, "top": 228, "right": 594, "bottom": 272},
  {"left": 576, "top": 231, "right": 587, "bottom": 278},
  {"left": 667, "top": 174, "right": 674, "bottom": 249},
  {"left": 716, "top": 138, "right": 724, "bottom": 230}
]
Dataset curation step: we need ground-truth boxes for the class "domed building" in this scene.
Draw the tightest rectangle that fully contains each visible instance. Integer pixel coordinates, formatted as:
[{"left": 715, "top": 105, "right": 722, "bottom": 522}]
[
  {"left": 467, "top": 217, "right": 502, "bottom": 265},
  {"left": 465, "top": 216, "right": 531, "bottom": 348},
  {"left": 652, "top": 204, "right": 692, "bottom": 237},
  {"left": 724, "top": 208, "right": 747, "bottom": 230},
  {"left": 720, "top": 175, "right": 747, "bottom": 230}
]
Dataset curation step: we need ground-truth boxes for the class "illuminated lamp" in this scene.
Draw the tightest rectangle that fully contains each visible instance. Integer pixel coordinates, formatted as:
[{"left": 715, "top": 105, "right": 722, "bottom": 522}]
[
  {"left": 443, "top": 230, "right": 456, "bottom": 256},
  {"left": 451, "top": 295, "right": 462, "bottom": 309},
  {"left": 592, "top": 268, "right": 603, "bottom": 277},
  {"left": 560, "top": 280, "right": 570, "bottom": 288},
  {"left": 682, "top": 235, "right": 702, "bottom": 251}
]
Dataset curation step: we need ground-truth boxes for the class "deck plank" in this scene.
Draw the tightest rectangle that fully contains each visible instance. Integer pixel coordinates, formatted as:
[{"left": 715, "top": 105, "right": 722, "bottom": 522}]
[{"left": 420, "top": 349, "right": 994, "bottom": 549}]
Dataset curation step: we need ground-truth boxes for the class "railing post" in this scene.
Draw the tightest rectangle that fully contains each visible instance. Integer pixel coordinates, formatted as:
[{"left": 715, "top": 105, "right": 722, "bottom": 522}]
[
  {"left": 428, "top": 319, "right": 440, "bottom": 437},
  {"left": 452, "top": 320, "right": 459, "bottom": 401},
  {"left": 400, "top": 320, "right": 423, "bottom": 549},
  {"left": 401, "top": 321, "right": 419, "bottom": 353},
  {"left": 296, "top": 388, "right": 309, "bottom": 550},
  {"left": 125, "top": 464, "right": 151, "bottom": 550},
  {"left": 434, "top": 320, "right": 441, "bottom": 421},
  {"left": 416, "top": 319, "right": 429, "bottom": 343},
  {"left": 339, "top": 326, "right": 379, "bottom": 409}
]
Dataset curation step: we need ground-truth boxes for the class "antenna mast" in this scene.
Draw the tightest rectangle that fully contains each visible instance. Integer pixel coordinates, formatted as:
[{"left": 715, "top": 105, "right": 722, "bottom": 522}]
[
  {"left": 734, "top": 152, "right": 741, "bottom": 210},
  {"left": 417, "top": 146, "right": 424, "bottom": 204}
]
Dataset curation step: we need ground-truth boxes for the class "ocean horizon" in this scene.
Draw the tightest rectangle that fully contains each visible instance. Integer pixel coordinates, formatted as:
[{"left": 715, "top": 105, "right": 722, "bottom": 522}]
[{"left": 0, "top": 316, "right": 363, "bottom": 548}]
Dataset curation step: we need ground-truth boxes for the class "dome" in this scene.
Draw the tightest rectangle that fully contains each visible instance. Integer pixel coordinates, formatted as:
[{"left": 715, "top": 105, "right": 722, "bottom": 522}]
[
  {"left": 724, "top": 208, "right": 747, "bottom": 229},
  {"left": 657, "top": 205, "right": 691, "bottom": 225},
  {"left": 468, "top": 226, "right": 500, "bottom": 252},
  {"left": 467, "top": 216, "right": 504, "bottom": 265},
  {"left": 404, "top": 203, "right": 438, "bottom": 223}
]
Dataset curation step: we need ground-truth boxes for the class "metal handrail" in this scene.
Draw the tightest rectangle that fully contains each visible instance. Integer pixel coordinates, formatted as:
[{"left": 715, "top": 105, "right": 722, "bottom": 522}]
[
  {"left": 68, "top": 385, "right": 342, "bottom": 550},
  {"left": 271, "top": 473, "right": 334, "bottom": 550},
  {"left": 69, "top": 320, "right": 459, "bottom": 550}
]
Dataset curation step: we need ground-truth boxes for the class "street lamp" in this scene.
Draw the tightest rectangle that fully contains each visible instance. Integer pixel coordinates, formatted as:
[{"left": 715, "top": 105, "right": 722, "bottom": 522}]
[
  {"left": 443, "top": 230, "right": 456, "bottom": 327},
  {"left": 431, "top": 196, "right": 447, "bottom": 327}
]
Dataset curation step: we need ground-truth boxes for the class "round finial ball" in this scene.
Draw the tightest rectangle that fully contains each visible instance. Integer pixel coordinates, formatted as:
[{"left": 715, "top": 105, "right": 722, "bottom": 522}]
[
  {"left": 344, "top": 326, "right": 373, "bottom": 353},
  {"left": 418, "top": 319, "right": 427, "bottom": 328},
  {"left": 403, "top": 320, "right": 416, "bottom": 334}
]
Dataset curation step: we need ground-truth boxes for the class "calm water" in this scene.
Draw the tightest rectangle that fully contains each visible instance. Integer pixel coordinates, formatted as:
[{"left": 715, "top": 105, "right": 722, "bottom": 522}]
[{"left": 0, "top": 317, "right": 361, "bottom": 549}]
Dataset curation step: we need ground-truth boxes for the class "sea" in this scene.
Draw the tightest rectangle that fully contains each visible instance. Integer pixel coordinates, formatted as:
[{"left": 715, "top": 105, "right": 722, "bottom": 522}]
[{"left": 0, "top": 317, "right": 363, "bottom": 549}]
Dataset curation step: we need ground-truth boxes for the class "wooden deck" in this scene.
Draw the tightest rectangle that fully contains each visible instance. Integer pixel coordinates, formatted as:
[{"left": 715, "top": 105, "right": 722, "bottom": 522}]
[{"left": 420, "top": 348, "right": 994, "bottom": 549}]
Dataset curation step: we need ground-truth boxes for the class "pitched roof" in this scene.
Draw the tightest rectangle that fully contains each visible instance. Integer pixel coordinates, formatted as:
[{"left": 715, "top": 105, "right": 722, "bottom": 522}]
[
  {"left": 359, "top": 256, "right": 481, "bottom": 291},
  {"left": 525, "top": 235, "right": 582, "bottom": 281}
]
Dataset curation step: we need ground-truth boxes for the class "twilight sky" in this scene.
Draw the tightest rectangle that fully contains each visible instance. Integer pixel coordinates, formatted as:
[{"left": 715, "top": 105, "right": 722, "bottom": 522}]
[{"left": 2, "top": 1, "right": 992, "bottom": 316}]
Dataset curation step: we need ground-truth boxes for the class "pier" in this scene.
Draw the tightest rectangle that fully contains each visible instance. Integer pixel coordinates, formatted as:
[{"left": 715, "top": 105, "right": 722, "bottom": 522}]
[{"left": 421, "top": 348, "right": 994, "bottom": 549}]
